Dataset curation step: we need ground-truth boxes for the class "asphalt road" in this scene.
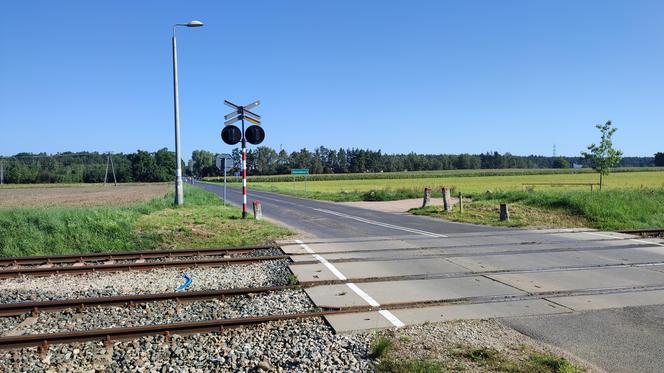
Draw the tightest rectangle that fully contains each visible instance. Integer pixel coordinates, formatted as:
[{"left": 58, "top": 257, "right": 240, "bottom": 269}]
[
  {"left": 503, "top": 305, "right": 664, "bottom": 373},
  {"left": 198, "top": 183, "right": 504, "bottom": 238},
  {"left": 200, "top": 182, "right": 664, "bottom": 372}
]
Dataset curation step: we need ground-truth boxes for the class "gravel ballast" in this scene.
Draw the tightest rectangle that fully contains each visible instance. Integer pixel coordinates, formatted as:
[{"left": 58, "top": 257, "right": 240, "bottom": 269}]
[
  {"left": 0, "top": 259, "right": 291, "bottom": 304},
  {"left": 0, "top": 318, "right": 370, "bottom": 372},
  {"left": 10, "top": 290, "right": 314, "bottom": 335}
]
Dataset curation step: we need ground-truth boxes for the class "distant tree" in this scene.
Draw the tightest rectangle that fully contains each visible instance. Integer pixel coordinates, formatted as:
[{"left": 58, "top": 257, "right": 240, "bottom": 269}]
[
  {"left": 154, "top": 148, "right": 176, "bottom": 181},
  {"left": 128, "top": 150, "right": 158, "bottom": 182},
  {"left": 191, "top": 150, "right": 215, "bottom": 177},
  {"left": 581, "top": 121, "right": 623, "bottom": 191},
  {"left": 655, "top": 152, "right": 664, "bottom": 167},
  {"left": 552, "top": 157, "right": 570, "bottom": 169}
]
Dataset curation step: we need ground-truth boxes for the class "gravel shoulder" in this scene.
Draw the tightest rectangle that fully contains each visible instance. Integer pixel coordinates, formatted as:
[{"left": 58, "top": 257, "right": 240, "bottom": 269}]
[
  {"left": 359, "top": 319, "right": 599, "bottom": 372},
  {"left": 339, "top": 197, "right": 457, "bottom": 213}
]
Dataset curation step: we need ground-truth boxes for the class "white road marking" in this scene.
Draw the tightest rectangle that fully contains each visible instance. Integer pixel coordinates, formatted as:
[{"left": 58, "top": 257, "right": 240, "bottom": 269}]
[
  {"left": 313, "top": 208, "right": 448, "bottom": 238},
  {"left": 294, "top": 239, "right": 404, "bottom": 327},
  {"left": 584, "top": 231, "right": 664, "bottom": 247}
]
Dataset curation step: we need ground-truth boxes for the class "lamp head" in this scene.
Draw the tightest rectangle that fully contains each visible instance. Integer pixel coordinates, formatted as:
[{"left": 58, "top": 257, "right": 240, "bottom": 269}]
[{"left": 186, "top": 20, "right": 204, "bottom": 27}]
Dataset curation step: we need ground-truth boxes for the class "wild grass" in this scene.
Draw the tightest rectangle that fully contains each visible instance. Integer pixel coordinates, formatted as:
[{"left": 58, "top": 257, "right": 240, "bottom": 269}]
[
  {"left": 457, "top": 346, "right": 583, "bottom": 373},
  {"left": 0, "top": 186, "right": 292, "bottom": 257},
  {"left": 412, "top": 189, "right": 664, "bottom": 230},
  {"left": 476, "top": 189, "right": 664, "bottom": 230}
]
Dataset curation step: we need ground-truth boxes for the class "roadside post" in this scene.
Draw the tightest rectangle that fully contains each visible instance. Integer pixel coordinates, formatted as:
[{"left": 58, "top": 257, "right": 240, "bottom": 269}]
[
  {"left": 216, "top": 153, "right": 233, "bottom": 205},
  {"left": 422, "top": 188, "right": 431, "bottom": 207},
  {"left": 500, "top": 203, "right": 510, "bottom": 221},
  {"left": 221, "top": 100, "right": 264, "bottom": 219},
  {"left": 442, "top": 187, "right": 452, "bottom": 212},
  {"left": 291, "top": 168, "right": 310, "bottom": 193}
]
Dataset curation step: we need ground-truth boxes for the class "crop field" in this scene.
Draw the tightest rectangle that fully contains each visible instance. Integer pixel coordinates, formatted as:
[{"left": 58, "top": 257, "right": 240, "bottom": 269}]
[
  {"left": 0, "top": 183, "right": 171, "bottom": 208},
  {"left": 230, "top": 170, "right": 664, "bottom": 201}
]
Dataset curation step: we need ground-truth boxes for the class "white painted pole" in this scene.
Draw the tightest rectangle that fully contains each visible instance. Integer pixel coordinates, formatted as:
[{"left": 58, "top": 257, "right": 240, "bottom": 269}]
[
  {"left": 172, "top": 31, "right": 184, "bottom": 205},
  {"left": 223, "top": 158, "right": 227, "bottom": 205}
]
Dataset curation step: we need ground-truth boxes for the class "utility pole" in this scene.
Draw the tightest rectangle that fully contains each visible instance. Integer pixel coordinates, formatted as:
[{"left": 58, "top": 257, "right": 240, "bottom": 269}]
[
  {"left": 0, "top": 159, "right": 4, "bottom": 185},
  {"left": 172, "top": 20, "right": 204, "bottom": 205}
]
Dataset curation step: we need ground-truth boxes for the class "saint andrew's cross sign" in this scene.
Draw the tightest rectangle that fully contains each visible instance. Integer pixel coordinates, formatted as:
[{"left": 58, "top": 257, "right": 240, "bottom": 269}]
[{"left": 220, "top": 99, "right": 265, "bottom": 219}]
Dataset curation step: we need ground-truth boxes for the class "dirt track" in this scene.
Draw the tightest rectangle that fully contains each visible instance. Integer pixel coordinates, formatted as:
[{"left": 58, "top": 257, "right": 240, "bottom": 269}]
[{"left": 0, "top": 184, "right": 171, "bottom": 208}]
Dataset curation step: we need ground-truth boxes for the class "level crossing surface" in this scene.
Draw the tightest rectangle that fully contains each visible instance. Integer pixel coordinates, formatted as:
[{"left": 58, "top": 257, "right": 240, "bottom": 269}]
[{"left": 199, "top": 183, "right": 664, "bottom": 372}]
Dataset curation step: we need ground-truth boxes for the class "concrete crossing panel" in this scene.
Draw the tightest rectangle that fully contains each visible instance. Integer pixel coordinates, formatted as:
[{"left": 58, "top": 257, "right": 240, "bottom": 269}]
[
  {"left": 305, "top": 277, "right": 525, "bottom": 308},
  {"left": 289, "top": 258, "right": 470, "bottom": 282},
  {"left": 487, "top": 267, "right": 664, "bottom": 293},
  {"left": 326, "top": 299, "right": 569, "bottom": 333},
  {"left": 550, "top": 289, "right": 664, "bottom": 311}
]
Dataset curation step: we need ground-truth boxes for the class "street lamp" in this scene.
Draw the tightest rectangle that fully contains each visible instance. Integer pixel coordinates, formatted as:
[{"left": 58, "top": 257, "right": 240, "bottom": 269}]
[{"left": 172, "top": 20, "right": 204, "bottom": 205}]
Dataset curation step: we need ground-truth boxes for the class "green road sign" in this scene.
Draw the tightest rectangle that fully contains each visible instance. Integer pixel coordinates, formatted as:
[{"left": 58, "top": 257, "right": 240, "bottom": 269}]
[{"left": 291, "top": 168, "right": 310, "bottom": 175}]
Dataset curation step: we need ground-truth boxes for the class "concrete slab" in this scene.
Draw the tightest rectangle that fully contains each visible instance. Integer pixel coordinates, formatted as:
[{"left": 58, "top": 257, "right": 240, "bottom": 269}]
[
  {"left": 448, "top": 250, "right": 623, "bottom": 272},
  {"left": 326, "top": 299, "right": 569, "bottom": 333},
  {"left": 282, "top": 239, "right": 418, "bottom": 255},
  {"left": 305, "top": 277, "right": 525, "bottom": 308},
  {"left": 289, "top": 258, "right": 470, "bottom": 282},
  {"left": 287, "top": 240, "right": 657, "bottom": 263},
  {"left": 488, "top": 267, "right": 664, "bottom": 293},
  {"left": 551, "top": 290, "right": 664, "bottom": 311},
  {"left": 647, "top": 265, "right": 664, "bottom": 274},
  {"left": 591, "top": 247, "right": 664, "bottom": 264}
]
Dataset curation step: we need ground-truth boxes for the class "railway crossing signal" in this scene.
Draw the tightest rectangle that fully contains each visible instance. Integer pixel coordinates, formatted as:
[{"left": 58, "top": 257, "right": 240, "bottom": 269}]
[{"left": 221, "top": 99, "right": 264, "bottom": 219}]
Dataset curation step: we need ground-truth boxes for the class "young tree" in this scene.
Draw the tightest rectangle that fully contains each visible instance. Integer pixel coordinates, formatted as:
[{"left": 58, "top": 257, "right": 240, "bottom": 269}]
[{"left": 581, "top": 121, "right": 623, "bottom": 190}]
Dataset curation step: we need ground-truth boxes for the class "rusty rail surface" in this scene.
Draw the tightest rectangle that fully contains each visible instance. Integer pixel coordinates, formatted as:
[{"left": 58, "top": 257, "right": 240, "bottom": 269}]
[
  {"left": 0, "top": 285, "right": 300, "bottom": 317},
  {"left": 618, "top": 228, "right": 664, "bottom": 237},
  {"left": 0, "top": 255, "right": 289, "bottom": 279},
  {"left": 0, "top": 311, "right": 352, "bottom": 350},
  {"left": 0, "top": 245, "right": 275, "bottom": 267}
]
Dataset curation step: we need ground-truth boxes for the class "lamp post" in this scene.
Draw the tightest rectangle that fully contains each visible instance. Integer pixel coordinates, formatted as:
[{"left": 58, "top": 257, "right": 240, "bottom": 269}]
[{"left": 172, "top": 20, "right": 204, "bottom": 205}]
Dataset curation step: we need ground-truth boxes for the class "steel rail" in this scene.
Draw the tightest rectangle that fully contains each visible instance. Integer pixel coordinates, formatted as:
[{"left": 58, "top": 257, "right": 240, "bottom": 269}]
[
  {"left": 0, "top": 245, "right": 275, "bottom": 267},
  {"left": 0, "top": 255, "right": 289, "bottom": 279},
  {"left": 618, "top": 228, "right": 664, "bottom": 237},
  {"left": 0, "top": 285, "right": 299, "bottom": 317},
  {"left": 2, "top": 283, "right": 664, "bottom": 350},
  {"left": 0, "top": 310, "right": 353, "bottom": 350}
]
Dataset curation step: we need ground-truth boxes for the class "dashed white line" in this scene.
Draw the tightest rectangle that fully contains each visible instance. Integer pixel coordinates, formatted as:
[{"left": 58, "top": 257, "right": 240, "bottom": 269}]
[
  {"left": 312, "top": 208, "right": 448, "bottom": 238},
  {"left": 294, "top": 239, "right": 404, "bottom": 327}
]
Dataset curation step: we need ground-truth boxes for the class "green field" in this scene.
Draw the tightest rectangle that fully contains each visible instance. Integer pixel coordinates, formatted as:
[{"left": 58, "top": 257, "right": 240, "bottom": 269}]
[
  {"left": 0, "top": 186, "right": 292, "bottom": 257},
  {"left": 223, "top": 170, "right": 664, "bottom": 202}
]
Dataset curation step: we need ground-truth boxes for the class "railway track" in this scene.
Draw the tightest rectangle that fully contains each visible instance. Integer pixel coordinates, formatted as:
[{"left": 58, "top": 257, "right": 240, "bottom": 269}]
[
  {"left": 0, "top": 245, "right": 275, "bottom": 267},
  {"left": 1, "top": 281, "right": 663, "bottom": 350},
  {"left": 0, "top": 254, "right": 288, "bottom": 279}
]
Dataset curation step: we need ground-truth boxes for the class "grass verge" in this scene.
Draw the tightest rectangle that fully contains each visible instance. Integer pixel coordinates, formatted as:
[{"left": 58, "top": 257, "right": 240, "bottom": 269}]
[
  {"left": 411, "top": 189, "right": 664, "bottom": 230},
  {"left": 368, "top": 334, "right": 584, "bottom": 373},
  {"left": 0, "top": 186, "right": 292, "bottom": 257}
]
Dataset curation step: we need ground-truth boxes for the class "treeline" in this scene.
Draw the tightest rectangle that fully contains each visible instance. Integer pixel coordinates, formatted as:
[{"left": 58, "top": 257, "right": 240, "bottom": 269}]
[
  {"left": 0, "top": 149, "right": 179, "bottom": 184},
  {"left": 192, "top": 146, "right": 658, "bottom": 177},
  {"left": 1, "top": 148, "right": 659, "bottom": 184}
]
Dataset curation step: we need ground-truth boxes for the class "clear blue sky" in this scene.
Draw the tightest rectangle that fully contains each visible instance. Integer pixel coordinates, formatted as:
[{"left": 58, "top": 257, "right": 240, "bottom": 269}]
[{"left": 1, "top": 1, "right": 662, "bottom": 158}]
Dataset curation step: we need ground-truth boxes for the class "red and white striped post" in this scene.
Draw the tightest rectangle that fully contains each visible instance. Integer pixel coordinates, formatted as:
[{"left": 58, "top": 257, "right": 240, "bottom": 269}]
[
  {"left": 241, "top": 113, "right": 248, "bottom": 219},
  {"left": 242, "top": 145, "right": 248, "bottom": 219}
]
